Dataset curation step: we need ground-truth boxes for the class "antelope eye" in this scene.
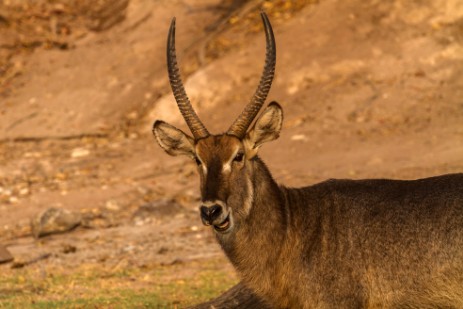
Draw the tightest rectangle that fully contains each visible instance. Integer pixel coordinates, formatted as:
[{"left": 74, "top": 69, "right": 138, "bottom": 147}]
[
  {"left": 234, "top": 152, "right": 244, "bottom": 162},
  {"left": 194, "top": 157, "right": 201, "bottom": 166}
]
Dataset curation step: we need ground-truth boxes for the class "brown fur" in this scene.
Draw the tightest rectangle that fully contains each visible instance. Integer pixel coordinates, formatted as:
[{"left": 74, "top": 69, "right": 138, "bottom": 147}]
[
  {"left": 219, "top": 156, "right": 463, "bottom": 308},
  {"left": 154, "top": 103, "right": 463, "bottom": 308},
  {"left": 153, "top": 13, "right": 462, "bottom": 307}
]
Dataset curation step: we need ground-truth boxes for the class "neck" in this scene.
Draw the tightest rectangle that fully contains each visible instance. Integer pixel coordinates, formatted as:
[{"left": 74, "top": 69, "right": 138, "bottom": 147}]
[{"left": 217, "top": 157, "right": 289, "bottom": 296}]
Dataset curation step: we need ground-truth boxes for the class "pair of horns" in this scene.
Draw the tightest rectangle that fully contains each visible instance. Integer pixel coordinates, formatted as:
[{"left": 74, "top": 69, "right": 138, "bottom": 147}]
[{"left": 166, "top": 12, "right": 276, "bottom": 139}]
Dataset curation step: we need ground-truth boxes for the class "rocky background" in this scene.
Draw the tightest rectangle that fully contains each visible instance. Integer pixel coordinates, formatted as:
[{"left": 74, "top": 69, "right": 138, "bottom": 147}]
[{"left": 0, "top": 0, "right": 462, "bottom": 307}]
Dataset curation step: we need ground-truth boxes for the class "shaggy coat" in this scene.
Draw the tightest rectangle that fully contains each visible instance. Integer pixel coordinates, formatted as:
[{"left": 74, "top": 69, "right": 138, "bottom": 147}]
[
  {"left": 153, "top": 12, "right": 463, "bottom": 309},
  {"left": 217, "top": 159, "right": 463, "bottom": 308}
]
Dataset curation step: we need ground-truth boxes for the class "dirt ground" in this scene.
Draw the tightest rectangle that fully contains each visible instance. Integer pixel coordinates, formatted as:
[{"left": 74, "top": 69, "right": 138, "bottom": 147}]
[{"left": 0, "top": 0, "right": 462, "bottom": 307}]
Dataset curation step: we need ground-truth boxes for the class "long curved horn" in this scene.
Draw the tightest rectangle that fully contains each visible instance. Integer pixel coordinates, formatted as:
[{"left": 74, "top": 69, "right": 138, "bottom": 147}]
[
  {"left": 227, "top": 12, "right": 276, "bottom": 138},
  {"left": 167, "top": 17, "right": 209, "bottom": 139}
]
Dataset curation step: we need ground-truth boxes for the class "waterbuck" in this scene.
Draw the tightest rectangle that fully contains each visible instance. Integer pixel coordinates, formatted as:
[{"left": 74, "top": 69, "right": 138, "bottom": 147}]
[{"left": 153, "top": 12, "right": 463, "bottom": 309}]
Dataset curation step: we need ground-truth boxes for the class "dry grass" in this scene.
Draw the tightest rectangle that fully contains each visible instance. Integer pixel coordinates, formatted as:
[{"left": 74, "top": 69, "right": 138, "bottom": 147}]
[{"left": 0, "top": 257, "right": 238, "bottom": 308}]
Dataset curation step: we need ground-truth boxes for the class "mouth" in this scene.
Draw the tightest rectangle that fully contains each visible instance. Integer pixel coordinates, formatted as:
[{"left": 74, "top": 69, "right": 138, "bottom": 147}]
[{"left": 213, "top": 214, "right": 231, "bottom": 232}]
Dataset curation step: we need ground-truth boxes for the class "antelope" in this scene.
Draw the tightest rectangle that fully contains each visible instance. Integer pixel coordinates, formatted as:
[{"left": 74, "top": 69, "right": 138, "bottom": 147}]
[{"left": 153, "top": 12, "right": 463, "bottom": 309}]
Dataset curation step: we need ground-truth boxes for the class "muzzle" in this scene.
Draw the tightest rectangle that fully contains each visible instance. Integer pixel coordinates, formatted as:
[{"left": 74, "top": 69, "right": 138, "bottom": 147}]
[{"left": 199, "top": 201, "right": 231, "bottom": 232}]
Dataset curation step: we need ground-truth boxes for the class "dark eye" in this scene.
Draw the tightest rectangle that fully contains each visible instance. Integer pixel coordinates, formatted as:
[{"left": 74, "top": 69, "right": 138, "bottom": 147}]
[
  {"left": 195, "top": 157, "right": 201, "bottom": 165},
  {"left": 234, "top": 152, "right": 244, "bottom": 162}
]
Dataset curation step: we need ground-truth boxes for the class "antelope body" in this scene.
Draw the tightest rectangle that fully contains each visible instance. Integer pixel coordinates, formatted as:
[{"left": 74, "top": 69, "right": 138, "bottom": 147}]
[{"left": 153, "top": 13, "right": 463, "bottom": 308}]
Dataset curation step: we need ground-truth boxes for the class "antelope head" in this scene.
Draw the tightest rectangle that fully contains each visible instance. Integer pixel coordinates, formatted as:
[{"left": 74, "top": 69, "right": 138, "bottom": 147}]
[{"left": 153, "top": 13, "right": 282, "bottom": 234}]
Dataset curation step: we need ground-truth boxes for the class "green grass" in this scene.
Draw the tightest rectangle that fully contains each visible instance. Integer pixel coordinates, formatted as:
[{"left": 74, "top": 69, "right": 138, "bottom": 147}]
[
  {"left": 0, "top": 259, "right": 237, "bottom": 308},
  {"left": 1, "top": 290, "right": 169, "bottom": 309},
  {"left": 3, "top": 291, "right": 169, "bottom": 309}
]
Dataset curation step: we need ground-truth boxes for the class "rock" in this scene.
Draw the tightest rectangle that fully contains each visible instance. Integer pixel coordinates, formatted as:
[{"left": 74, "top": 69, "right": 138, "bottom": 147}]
[
  {"left": 81, "top": 211, "right": 116, "bottom": 229},
  {"left": 132, "top": 199, "right": 184, "bottom": 225},
  {"left": 83, "top": 0, "right": 129, "bottom": 31},
  {"left": 70, "top": 147, "right": 90, "bottom": 158},
  {"left": 0, "top": 245, "right": 13, "bottom": 264},
  {"left": 61, "top": 244, "right": 77, "bottom": 254},
  {"left": 31, "top": 207, "right": 82, "bottom": 239},
  {"left": 291, "top": 134, "right": 308, "bottom": 141},
  {"left": 11, "top": 253, "right": 51, "bottom": 269}
]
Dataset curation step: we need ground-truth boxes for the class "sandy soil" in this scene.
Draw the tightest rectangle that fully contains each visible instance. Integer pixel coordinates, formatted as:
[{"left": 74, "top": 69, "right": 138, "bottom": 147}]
[{"left": 0, "top": 0, "right": 462, "bottom": 306}]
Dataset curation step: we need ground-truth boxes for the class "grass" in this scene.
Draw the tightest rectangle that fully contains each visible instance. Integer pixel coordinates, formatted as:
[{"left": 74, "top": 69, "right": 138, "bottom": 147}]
[{"left": 0, "top": 258, "right": 237, "bottom": 308}]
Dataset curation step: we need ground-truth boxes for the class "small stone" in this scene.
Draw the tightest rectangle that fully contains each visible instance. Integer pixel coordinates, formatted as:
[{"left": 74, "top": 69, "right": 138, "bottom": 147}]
[
  {"left": 70, "top": 148, "right": 90, "bottom": 158},
  {"left": 105, "top": 200, "right": 120, "bottom": 211},
  {"left": 11, "top": 253, "right": 51, "bottom": 269},
  {"left": 19, "top": 188, "right": 29, "bottom": 196},
  {"left": 157, "top": 246, "right": 168, "bottom": 254},
  {"left": 80, "top": 211, "right": 114, "bottom": 229},
  {"left": 291, "top": 134, "right": 308, "bottom": 141},
  {"left": 62, "top": 244, "right": 77, "bottom": 254},
  {"left": 132, "top": 199, "right": 184, "bottom": 223},
  {"left": 51, "top": 3, "right": 66, "bottom": 13},
  {"left": 161, "top": 258, "right": 183, "bottom": 266},
  {"left": 31, "top": 207, "right": 82, "bottom": 238},
  {"left": 126, "top": 111, "right": 138, "bottom": 119},
  {"left": 0, "top": 245, "right": 14, "bottom": 264}
]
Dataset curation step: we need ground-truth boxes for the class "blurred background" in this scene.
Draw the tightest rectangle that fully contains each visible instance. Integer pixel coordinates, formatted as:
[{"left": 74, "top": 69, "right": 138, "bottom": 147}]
[{"left": 0, "top": 0, "right": 462, "bottom": 307}]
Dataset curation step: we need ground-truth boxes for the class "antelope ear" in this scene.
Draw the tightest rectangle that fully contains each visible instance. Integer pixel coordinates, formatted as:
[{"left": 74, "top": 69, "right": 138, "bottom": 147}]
[
  {"left": 153, "top": 120, "right": 195, "bottom": 157},
  {"left": 244, "top": 102, "right": 283, "bottom": 158}
]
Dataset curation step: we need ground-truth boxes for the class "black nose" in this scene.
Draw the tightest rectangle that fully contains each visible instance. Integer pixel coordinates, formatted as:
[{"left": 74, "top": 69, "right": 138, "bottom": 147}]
[{"left": 200, "top": 204, "right": 223, "bottom": 225}]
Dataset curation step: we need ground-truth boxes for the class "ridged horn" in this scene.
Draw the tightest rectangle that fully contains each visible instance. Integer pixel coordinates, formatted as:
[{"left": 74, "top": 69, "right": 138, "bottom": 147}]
[
  {"left": 167, "top": 17, "right": 209, "bottom": 139},
  {"left": 227, "top": 12, "right": 276, "bottom": 138}
]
